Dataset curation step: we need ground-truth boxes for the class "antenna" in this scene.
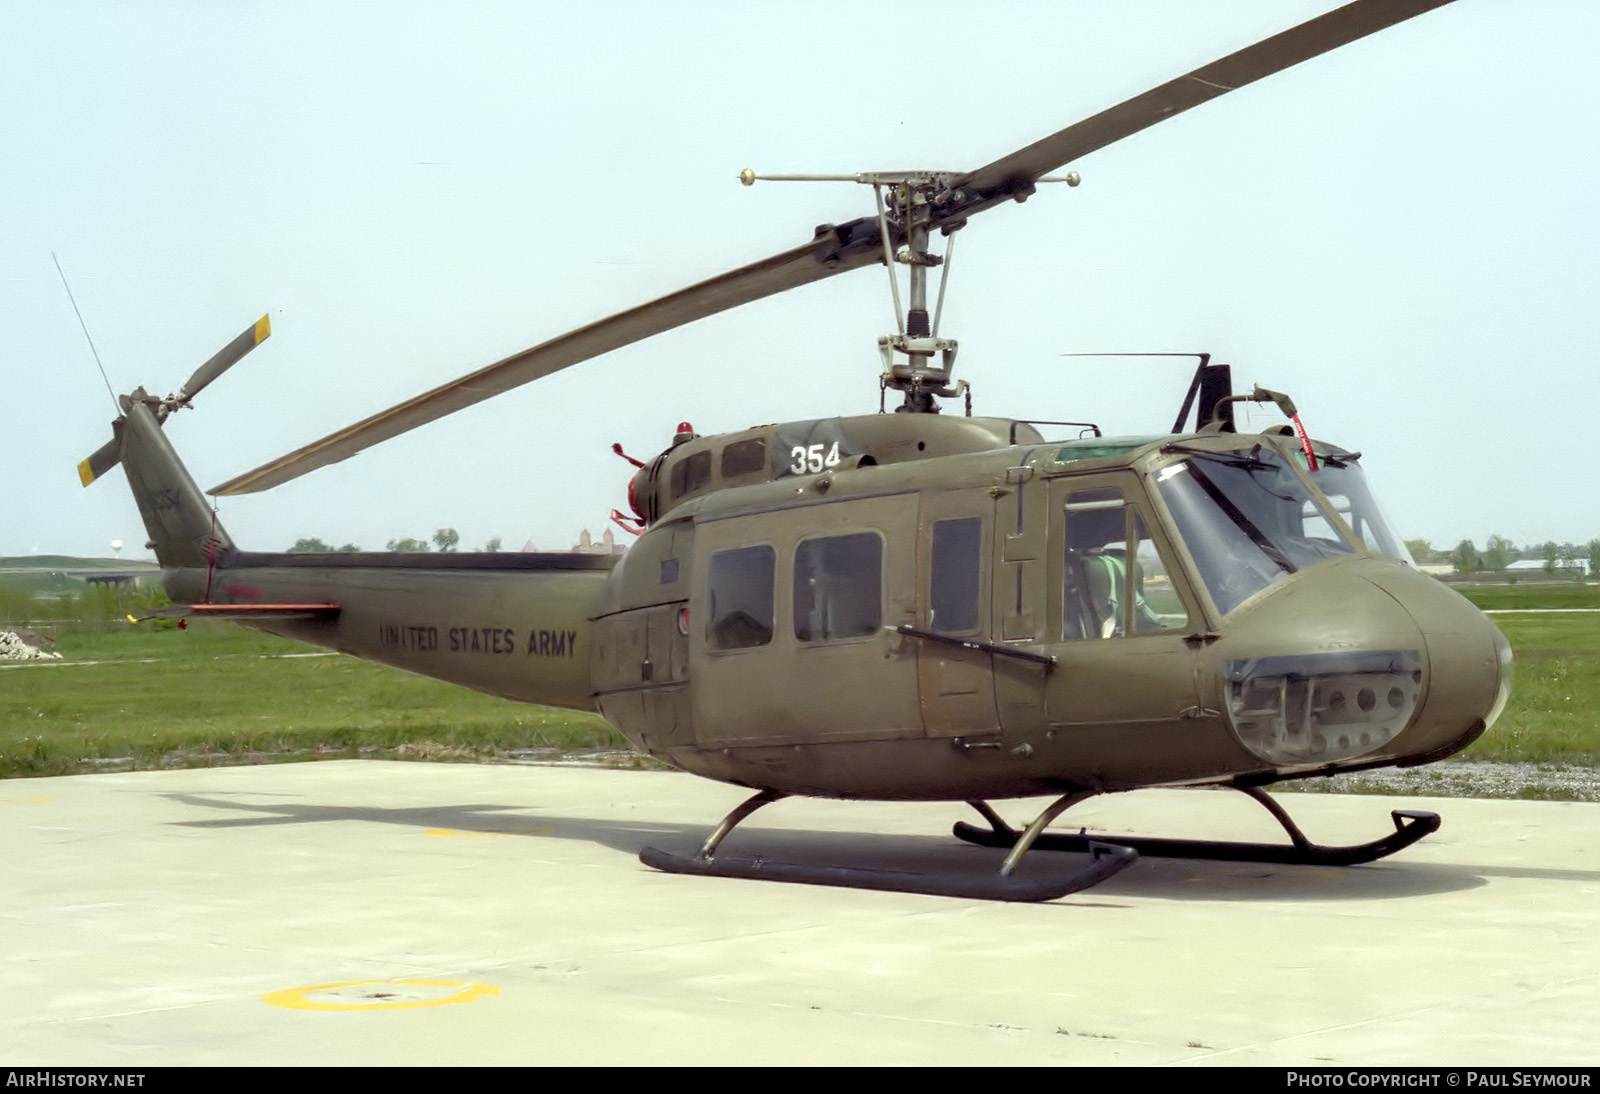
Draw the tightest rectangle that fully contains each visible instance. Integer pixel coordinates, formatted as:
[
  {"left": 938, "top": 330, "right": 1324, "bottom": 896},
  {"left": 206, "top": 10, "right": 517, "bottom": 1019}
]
[
  {"left": 53, "top": 253, "right": 119, "bottom": 413},
  {"left": 1060, "top": 352, "right": 1233, "bottom": 432}
]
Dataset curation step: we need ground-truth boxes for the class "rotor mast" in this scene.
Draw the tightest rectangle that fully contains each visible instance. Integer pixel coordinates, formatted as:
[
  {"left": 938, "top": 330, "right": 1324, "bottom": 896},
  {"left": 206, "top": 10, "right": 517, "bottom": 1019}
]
[
  {"left": 742, "top": 169, "right": 1076, "bottom": 413},
  {"left": 876, "top": 176, "right": 961, "bottom": 414}
]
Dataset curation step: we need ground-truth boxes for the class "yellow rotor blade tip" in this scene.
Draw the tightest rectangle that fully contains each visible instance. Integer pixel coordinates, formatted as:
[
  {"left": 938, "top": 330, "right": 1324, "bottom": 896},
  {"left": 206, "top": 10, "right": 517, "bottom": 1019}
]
[
  {"left": 254, "top": 314, "right": 271, "bottom": 343},
  {"left": 77, "top": 459, "right": 96, "bottom": 488}
]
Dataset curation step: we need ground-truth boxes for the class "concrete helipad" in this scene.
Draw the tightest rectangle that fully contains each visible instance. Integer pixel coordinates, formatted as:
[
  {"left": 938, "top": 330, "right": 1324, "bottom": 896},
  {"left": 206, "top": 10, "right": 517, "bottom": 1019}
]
[{"left": 2, "top": 760, "right": 1596, "bottom": 1066}]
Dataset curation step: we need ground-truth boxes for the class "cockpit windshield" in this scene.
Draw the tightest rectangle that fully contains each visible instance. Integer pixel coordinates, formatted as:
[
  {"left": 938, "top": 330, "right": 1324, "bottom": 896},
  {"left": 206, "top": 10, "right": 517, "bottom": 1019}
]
[
  {"left": 1299, "top": 454, "right": 1413, "bottom": 564},
  {"left": 1153, "top": 446, "right": 1362, "bottom": 615}
]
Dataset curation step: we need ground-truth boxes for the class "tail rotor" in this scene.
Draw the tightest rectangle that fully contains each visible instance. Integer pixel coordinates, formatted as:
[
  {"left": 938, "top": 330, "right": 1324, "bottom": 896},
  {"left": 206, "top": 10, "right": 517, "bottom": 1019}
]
[{"left": 77, "top": 315, "right": 271, "bottom": 488}]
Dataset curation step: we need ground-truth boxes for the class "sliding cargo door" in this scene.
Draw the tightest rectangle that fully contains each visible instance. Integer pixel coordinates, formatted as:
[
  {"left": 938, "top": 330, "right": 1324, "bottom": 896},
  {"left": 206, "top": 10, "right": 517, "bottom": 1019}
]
[{"left": 691, "top": 494, "right": 920, "bottom": 747}]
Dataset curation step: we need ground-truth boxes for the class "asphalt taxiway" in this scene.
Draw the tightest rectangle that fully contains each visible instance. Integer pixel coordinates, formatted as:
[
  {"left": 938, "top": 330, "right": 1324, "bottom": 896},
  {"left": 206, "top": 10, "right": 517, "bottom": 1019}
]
[{"left": 3, "top": 761, "right": 1596, "bottom": 1066}]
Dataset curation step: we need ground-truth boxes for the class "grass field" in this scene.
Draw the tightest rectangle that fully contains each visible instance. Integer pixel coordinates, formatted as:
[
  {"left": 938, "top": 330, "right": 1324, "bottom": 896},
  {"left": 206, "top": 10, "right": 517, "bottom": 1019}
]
[
  {"left": 0, "top": 620, "right": 622, "bottom": 778},
  {"left": 1463, "top": 599, "right": 1600, "bottom": 765},
  {"left": 1, "top": 579, "right": 1595, "bottom": 784},
  {"left": 1456, "top": 582, "right": 1600, "bottom": 611}
]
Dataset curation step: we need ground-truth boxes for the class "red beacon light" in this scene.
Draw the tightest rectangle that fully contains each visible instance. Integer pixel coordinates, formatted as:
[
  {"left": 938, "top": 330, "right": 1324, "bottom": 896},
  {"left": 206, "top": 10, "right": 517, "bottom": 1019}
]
[{"left": 673, "top": 421, "right": 696, "bottom": 446}]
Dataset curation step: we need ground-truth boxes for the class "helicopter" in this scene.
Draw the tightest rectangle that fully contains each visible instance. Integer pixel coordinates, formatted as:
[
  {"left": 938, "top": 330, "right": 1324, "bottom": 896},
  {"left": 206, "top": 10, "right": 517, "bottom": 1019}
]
[{"left": 78, "top": 0, "right": 1511, "bottom": 901}]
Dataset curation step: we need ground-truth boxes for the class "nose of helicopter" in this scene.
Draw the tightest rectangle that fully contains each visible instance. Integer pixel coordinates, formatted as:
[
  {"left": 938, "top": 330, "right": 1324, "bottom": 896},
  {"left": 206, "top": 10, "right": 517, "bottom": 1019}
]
[
  {"left": 1218, "top": 559, "right": 1510, "bottom": 769},
  {"left": 1364, "top": 563, "right": 1512, "bottom": 758}
]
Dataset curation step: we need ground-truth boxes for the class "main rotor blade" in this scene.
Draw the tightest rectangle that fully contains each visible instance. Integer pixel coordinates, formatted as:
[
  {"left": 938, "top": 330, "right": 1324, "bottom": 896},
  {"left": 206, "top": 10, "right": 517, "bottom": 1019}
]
[
  {"left": 936, "top": 0, "right": 1456, "bottom": 222},
  {"left": 211, "top": 226, "right": 884, "bottom": 495},
  {"left": 213, "top": 0, "right": 1457, "bottom": 495},
  {"left": 178, "top": 314, "right": 270, "bottom": 404}
]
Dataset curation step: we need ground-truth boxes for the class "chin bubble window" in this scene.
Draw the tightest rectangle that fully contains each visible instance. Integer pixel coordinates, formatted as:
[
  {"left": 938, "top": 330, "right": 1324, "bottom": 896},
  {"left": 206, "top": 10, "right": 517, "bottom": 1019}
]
[{"left": 1225, "top": 649, "right": 1424, "bottom": 764}]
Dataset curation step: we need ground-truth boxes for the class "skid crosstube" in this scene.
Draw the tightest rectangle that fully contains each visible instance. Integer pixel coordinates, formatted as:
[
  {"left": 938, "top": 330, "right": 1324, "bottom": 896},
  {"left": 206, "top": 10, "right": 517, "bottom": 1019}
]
[
  {"left": 638, "top": 787, "right": 1138, "bottom": 902},
  {"left": 639, "top": 784, "right": 1441, "bottom": 900},
  {"left": 639, "top": 842, "right": 1135, "bottom": 902},
  {"left": 952, "top": 786, "right": 1441, "bottom": 868}
]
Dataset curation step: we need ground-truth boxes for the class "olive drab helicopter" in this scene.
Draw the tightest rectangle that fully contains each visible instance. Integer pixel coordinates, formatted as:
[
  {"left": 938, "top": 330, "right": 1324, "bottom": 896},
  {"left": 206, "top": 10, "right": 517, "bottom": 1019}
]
[{"left": 80, "top": 0, "right": 1511, "bottom": 901}]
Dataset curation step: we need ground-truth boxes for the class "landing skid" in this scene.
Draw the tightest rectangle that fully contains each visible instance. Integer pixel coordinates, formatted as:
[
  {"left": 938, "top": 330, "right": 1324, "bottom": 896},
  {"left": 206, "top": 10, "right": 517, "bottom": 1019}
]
[
  {"left": 639, "top": 789, "right": 1138, "bottom": 902},
  {"left": 952, "top": 785, "right": 1441, "bottom": 868}
]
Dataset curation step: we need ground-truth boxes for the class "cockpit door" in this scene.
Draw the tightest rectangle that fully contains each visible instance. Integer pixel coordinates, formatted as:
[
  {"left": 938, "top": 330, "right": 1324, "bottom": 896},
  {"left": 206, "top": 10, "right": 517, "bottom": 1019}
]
[{"left": 1042, "top": 474, "right": 1203, "bottom": 737}]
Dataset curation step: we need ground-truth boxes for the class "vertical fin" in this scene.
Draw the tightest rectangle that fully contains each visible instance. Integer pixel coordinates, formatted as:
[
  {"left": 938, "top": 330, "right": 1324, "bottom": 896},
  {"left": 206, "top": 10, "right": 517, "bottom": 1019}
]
[{"left": 119, "top": 400, "right": 234, "bottom": 569}]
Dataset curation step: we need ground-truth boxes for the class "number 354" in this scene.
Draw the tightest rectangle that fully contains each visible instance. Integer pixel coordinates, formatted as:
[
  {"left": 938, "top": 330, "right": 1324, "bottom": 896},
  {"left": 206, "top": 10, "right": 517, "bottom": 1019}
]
[{"left": 789, "top": 442, "right": 841, "bottom": 475}]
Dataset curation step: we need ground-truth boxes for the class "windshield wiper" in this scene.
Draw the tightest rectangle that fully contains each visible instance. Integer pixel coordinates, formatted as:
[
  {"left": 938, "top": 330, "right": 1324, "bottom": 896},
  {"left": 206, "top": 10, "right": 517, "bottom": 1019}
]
[
  {"left": 1160, "top": 443, "right": 1276, "bottom": 471},
  {"left": 1183, "top": 462, "right": 1296, "bottom": 574}
]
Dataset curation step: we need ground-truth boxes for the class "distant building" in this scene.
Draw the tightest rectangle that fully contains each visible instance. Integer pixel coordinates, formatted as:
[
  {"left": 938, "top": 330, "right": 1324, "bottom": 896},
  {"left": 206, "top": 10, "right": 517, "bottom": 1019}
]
[
  {"left": 572, "top": 528, "right": 625, "bottom": 555},
  {"left": 69, "top": 564, "right": 160, "bottom": 588},
  {"left": 1505, "top": 558, "right": 1589, "bottom": 577},
  {"left": 516, "top": 527, "right": 627, "bottom": 555}
]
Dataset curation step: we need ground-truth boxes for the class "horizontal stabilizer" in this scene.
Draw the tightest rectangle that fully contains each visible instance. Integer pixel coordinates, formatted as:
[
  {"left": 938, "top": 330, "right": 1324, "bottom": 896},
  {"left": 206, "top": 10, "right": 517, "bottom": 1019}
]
[{"left": 131, "top": 603, "right": 341, "bottom": 623}]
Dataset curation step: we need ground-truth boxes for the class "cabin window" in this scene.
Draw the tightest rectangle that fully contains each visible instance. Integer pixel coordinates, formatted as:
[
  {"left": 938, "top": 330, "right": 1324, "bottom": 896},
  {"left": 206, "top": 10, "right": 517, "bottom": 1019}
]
[
  {"left": 706, "top": 545, "right": 774, "bottom": 650},
  {"left": 670, "top": 450, "right": 712, "bottom": 500},
  {"left": 721, "top": 438, "right": 766, "bottom": 478},
  {"left": 929, "top": 517, "right": 982, "bottom": 634},
  {"left": 793, "top": 532, "right": 881, "bottom": 643},
  {"left": 1061, "top": 490, "right": 1184, "bottom": 640}
]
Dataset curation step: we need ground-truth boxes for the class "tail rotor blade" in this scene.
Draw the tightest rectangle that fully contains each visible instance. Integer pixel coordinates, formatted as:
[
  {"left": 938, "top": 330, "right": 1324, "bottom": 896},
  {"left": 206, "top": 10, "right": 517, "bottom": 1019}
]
[
  {"left": 77, "top": 433, "right": 121, "bottom": 488},
  {"left": 177, "top": 315, "right": 270, "bottom": 404},
  {"left": 78, "top": 314, "right": 269, "bottom": 488}
]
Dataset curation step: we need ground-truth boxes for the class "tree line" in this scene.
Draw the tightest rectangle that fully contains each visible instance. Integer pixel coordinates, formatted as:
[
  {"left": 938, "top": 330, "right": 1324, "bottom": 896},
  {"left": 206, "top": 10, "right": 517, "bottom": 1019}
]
[
  {"left": 1405, "top": 536, "right": 1600, "bottom": 575},
  {"left": 285, "top": 528, "right": 1597, "bottom": 574},
  {"left": 285, "top": 528, "right": 504, "bottom": 554}
]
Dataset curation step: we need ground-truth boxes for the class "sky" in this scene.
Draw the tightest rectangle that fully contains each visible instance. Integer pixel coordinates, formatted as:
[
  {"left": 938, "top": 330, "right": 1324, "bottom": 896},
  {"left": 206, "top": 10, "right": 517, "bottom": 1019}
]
[{"left": 4, "top": 0, "right": 1597, "bottom": 560}]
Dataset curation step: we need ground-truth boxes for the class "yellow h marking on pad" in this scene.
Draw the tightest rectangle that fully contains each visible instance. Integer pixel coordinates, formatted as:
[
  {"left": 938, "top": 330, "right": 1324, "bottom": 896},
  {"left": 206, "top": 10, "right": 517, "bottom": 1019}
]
[{"left": 263, "top": 979, "right": 498, "bottom": 1011}]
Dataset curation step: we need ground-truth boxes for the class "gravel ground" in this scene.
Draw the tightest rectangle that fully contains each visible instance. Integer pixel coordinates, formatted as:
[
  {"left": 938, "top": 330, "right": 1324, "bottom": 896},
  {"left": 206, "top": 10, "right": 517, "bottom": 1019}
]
[
  {"left": 502, "top": 750, "right": 1600, "bottom": 803},
  {"left": 0, "top": 629, "right": 62, "bottom": 661},
  {"left": 1279, "top": 760, "right": 1600, "bottom": 802},
  {"left": 63, "top": 748, "right": 1600, "bottom": 802}
]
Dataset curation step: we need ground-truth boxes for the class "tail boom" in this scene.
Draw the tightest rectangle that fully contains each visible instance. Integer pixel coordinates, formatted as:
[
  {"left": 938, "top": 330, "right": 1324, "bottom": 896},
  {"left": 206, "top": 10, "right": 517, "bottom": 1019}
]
[{"left": 165, "top": 552, "right": 615, "bottom": 712}]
